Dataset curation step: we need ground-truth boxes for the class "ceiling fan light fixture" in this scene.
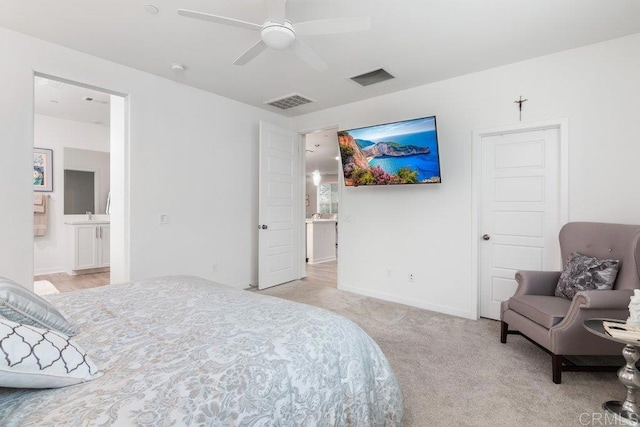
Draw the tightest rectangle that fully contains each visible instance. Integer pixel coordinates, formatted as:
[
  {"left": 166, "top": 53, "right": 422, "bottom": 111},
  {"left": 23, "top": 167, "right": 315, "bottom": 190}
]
[
  {"left": 177, "top": 4, "right": 371, "bottom": 70},
  {"left": 261, "top": 22, "right": 295, "bottom": 50}
]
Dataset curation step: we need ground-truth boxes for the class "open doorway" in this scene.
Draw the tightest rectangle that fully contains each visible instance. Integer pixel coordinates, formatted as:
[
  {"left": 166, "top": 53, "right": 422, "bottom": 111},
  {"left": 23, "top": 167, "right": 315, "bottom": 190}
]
[
  {"left": 303, "top": 129, "right": 340, "bottom": 287},
  {"left": 32, "top": 75, "right": 127, "bottom": 294}
]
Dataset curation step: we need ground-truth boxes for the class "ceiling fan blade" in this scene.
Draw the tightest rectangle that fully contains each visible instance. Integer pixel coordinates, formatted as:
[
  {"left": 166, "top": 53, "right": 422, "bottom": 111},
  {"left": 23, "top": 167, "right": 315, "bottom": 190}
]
[
  {"left": 265, "top": 0, "right": 286, "bottom": 23},
  {"left": 291, "top": 40, "right": 328, "bottom": 72},
  {"left": 234, "top": 40, "right": 268, "bottom": 65},
  {"left": 293, "top": 17, "right": 371, "bottom": 36},
  {"left": 177, "top": 9, "right": 262, "bottom": 31}
]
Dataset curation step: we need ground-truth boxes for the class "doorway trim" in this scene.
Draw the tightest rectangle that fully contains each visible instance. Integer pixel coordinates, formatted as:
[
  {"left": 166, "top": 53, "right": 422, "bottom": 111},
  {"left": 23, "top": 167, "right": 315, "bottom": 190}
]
[
  {"left": 297, "top": 124, "right": 341, "bottom": 283},
  {"left": 470, "top": 118, "right": 569, "bottom": 319},
  {"left": 32, "top": 71, "right": 131, "bottom": 283}
]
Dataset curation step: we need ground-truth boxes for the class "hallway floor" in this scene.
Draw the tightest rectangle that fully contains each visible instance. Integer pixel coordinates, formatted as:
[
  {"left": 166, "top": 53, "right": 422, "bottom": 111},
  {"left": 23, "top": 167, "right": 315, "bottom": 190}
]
[
  {"left": 34, "top": 272, "right": 110, "bottom": 293},
  {"left": 304, "top": 260, "right": 337, "bottom": 287},
  {"left": 34, "top": 260, "right": 337, "bottom": 295}
]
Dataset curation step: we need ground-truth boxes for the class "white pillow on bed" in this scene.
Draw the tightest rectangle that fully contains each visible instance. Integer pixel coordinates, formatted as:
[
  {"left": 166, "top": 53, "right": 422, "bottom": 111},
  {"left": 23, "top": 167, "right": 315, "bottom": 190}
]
[
  {"left": 0, "top": 318, "right": 102, "bottom": 389},
  {"left": 0, "top": 276, "right": 78, "bottom": 336}
]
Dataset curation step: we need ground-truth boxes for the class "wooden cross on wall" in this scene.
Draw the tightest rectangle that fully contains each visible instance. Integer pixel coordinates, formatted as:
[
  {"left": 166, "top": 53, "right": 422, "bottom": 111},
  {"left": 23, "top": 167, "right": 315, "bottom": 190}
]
[{"left": 514, "top": 96, "right": 528, "bottom": 121}]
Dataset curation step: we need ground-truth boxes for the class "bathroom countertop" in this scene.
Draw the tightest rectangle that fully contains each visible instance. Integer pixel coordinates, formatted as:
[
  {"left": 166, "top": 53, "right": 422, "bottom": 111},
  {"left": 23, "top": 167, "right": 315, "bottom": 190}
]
[{"left": 65, "top": 219, "right": 110, "bottom": 225}]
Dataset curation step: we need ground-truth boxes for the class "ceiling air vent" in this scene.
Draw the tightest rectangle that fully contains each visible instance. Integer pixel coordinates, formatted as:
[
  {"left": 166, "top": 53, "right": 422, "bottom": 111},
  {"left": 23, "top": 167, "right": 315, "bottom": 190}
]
[
  {"left": 350, "top": 68, "right": 395, "bottom": 87},
  {"left": 265, "top": 93, "right": 316, "bottom": 110}
]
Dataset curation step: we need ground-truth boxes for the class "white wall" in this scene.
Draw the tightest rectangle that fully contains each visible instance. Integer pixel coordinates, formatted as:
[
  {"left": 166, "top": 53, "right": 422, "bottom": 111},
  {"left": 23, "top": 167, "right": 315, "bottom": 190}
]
[
  {"left": 1, "top": 27, "right": 290, "bottom": 289},
  {"left": 294, "top": 33, "right": 640, "bottom": 318},
  {"left": 33, "top": 114, "right": 109, "bottom": 274}
]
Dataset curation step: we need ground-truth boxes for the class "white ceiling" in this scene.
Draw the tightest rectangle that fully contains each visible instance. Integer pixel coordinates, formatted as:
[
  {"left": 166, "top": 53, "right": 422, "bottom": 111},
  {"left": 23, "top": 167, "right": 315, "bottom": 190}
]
[
  {"left": 35, "top": 73, "right": 341, "bottom": 173},
  {"left": 34, "top": 77, "right": 111, "bottom": 126},
  {"left": 305, "top": 129, "right": 340, "bottom": 177},
  {"left": 3, "top": 1, "right": 640, "bottom": 118}
]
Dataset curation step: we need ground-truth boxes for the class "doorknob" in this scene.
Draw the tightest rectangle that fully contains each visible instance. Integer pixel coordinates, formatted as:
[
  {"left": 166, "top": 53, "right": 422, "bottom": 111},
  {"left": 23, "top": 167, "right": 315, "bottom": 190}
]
[
  {"left": 262, "top": 225, "right": 268, "bottom": 230},
  {"left": 482, "top": 234, "right": 491, "bottom": 241}
]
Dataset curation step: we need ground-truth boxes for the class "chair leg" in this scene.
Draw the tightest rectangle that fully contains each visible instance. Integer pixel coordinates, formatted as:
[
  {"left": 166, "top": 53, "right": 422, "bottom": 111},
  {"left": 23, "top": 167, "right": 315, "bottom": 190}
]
[
  {"left": 552, "top": 354, "right": 563, "bottom": 384},
  {"left": 500, "top": 321, "right": 508, "bottom": 343}
]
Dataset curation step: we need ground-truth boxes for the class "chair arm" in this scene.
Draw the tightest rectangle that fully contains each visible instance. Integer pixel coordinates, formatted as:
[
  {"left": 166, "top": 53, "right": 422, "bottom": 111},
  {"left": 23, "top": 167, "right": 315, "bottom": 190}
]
[
  {"left": 553, "top": 290, "right": 632, "bottom": 335},
  {"left": 514, "top": 270, "right": 562, "bottom": 296},
  {"left": 572, "top": 289, "right": 634, "bottom": 310},
  {"left": 550, "top": 289, "right": 634, "bottom": 354}
]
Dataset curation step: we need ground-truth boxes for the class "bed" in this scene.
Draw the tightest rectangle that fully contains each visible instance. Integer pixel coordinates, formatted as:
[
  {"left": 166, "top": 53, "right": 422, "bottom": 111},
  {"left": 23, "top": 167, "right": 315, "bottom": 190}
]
[{"left": 0, "top": 276, "right": 402, "bottom": 425}]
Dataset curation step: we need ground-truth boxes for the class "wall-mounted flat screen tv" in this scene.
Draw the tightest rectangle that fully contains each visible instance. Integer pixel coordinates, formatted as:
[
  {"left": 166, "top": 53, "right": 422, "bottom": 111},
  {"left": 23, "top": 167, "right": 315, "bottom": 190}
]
[{"left": 337, "top": 116, "right": 441, "bottom": 186}]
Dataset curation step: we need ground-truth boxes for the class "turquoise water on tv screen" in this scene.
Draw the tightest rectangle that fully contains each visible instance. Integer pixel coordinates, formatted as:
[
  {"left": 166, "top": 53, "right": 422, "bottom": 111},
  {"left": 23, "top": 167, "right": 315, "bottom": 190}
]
[{"left": 367, "top": 130, "right": 441, "bottom": 181}]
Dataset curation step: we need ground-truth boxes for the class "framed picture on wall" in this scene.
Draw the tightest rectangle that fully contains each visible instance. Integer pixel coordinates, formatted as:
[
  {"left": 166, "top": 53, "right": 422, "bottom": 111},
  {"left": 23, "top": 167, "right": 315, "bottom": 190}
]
[{"left": 33, "top": 148, "right": 53, "bottom": 192}]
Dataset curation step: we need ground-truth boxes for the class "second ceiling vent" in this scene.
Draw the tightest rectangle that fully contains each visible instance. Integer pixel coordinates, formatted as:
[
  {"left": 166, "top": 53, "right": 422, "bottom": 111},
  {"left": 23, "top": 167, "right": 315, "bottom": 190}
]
[
  {"left": 265, "top": 93, "right": 316, "bottom": 110},
  {"left": 349, "top": 68, "right": 395, "bottom": 87}
]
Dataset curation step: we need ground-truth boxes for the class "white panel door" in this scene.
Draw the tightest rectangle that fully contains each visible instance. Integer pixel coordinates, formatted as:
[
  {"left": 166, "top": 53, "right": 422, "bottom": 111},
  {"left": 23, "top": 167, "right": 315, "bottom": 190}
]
[
  {"left": 258, "top": 121, "right": 299, "bottom": 290},
  {"left": 480, "top": 127, "right": 562, "bottom": 319}
]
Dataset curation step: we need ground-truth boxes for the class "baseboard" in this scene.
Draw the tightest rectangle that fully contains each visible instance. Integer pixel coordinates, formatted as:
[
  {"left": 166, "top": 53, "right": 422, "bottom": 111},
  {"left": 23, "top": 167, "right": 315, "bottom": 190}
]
[
  {"left": 34, "top": 267, "right": 66, "bottom": 276},
  {"left": 68, "top": 267, "right": 110, "bottom": 276},
  {"left": 339, "top": 284, "right": 475, "bottom": 320},
  {"left": 308, "top": 256, "right": 336, "bottom": 264}
]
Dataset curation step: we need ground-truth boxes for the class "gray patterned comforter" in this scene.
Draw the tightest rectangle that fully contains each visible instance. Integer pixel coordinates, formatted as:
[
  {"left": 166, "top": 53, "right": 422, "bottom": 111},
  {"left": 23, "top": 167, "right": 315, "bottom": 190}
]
[{"left": 0, "top": 276, "right": 402, "bottom": 426}]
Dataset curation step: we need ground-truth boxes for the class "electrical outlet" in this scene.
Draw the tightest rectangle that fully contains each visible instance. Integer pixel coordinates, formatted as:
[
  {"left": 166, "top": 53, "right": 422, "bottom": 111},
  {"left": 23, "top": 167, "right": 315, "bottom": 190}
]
[
  {"left": 408, "top": 273, "right": 414, "bottom": 282},
  {"left": 212, "top": 264, "right": 218, "bottom": 273},
  {"left": 387, "top": 268, "right": 392, "bottom": 278},
  {"left": 159, "top": 214, "right": 170, "bottom": 224}
]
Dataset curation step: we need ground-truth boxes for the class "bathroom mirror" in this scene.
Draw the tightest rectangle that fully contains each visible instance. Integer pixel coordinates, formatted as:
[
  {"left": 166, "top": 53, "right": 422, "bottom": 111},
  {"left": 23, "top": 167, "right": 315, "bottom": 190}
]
[
  {"left": 64, "top": 170, "right": 96, "bottom": 214},
  {"left": 63, "top": 147, "right": 110, "bottom": 215}
]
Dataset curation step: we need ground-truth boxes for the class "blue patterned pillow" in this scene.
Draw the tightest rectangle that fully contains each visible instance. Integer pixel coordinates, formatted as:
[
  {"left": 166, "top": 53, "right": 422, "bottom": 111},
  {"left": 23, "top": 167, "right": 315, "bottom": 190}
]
[{"left": 555, "top": 252, "right": 620, "bottom": 300}]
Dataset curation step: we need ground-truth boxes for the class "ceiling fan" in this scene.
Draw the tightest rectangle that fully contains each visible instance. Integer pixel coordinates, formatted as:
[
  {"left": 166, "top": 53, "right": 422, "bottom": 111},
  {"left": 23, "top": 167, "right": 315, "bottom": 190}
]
[{"left": 177, "top": 0, "right": 371, "bottom": 72}]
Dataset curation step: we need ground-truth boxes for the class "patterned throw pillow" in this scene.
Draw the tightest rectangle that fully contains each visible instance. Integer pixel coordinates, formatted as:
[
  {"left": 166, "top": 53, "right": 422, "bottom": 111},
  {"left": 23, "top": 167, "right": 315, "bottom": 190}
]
[
  {"left": 0, "top": 276, "right": 78, "bottom": 336},
  {"left": 0, "top": 318, "right": 102, "bottom": 388},
  {"left": 555, "top": 252, "right": 620, "bottom": 300}
]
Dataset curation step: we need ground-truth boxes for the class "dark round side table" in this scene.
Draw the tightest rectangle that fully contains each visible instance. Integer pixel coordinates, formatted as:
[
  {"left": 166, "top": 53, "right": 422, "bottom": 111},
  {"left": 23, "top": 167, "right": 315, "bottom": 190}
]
[{"left": 584, "top": 318, "right": 640, "bottom": 425}]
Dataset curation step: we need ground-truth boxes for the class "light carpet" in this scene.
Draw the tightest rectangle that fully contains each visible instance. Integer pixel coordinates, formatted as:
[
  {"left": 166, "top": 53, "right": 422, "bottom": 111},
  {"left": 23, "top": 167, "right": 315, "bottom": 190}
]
[
  {"left": 258, "top": 279, "right": 623, "bottom": 427},
  {"left": 34, "top": 279, "right": 59, "bottom": 295}
]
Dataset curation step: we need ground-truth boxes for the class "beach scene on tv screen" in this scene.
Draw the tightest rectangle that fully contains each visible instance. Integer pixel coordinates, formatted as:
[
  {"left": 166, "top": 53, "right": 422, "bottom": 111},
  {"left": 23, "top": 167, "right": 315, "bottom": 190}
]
[{"left": 338, "top": 116, "right": 441, "bottom": 186}]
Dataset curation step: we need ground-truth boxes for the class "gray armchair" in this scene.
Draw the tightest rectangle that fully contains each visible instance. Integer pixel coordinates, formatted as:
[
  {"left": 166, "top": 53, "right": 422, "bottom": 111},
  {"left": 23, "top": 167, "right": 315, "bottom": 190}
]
[{"left": 501, "top": 222, "right": 640, "bottom": 384}]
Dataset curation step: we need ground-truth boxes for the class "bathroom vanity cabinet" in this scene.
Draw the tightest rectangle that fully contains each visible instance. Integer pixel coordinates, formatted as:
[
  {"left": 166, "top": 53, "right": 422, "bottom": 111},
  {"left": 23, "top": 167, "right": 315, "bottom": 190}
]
[{"left": 66, "top": 221, "right": 110, "bottom": 272}]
